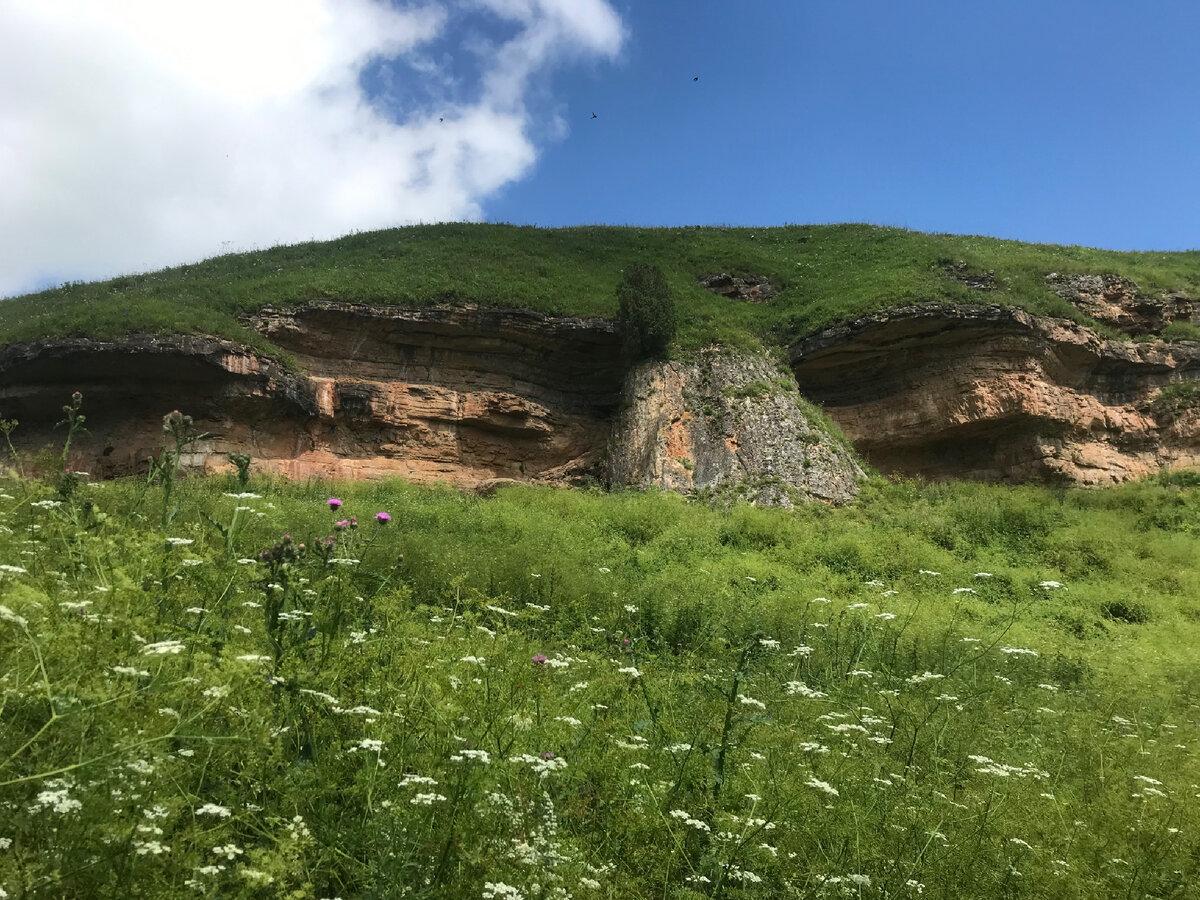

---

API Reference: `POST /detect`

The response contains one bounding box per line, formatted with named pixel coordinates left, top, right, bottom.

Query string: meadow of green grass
left=3, top=223, right=1198, bottom=360
left=3, top=455, right=1200, bottom=898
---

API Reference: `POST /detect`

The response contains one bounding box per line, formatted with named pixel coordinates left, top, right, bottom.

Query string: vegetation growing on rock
left=2, top=223, right=1197, bottom=359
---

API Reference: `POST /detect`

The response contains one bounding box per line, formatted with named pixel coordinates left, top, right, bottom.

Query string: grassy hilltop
left=3, top=223, right=1199, bottom=358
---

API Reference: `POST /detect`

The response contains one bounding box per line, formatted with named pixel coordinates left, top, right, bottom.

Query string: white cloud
left=0, top=0, right=623, bottom=297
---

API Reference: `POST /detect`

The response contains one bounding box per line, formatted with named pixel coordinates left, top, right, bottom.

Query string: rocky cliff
left=607, top=350, right=863, bottom=505
left=0, top=304, right=864, bottom=502
left=790, top=303, right=1200, bottom=483
left=0, top=304, right=629, bottom=487
left=5, top=292, right=1200, bottom=496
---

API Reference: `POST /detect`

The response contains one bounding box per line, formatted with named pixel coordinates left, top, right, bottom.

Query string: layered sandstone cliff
left=790, top=304, right=1200, bottom=484
left=5, top=295, right=1200, bottom=495
left=0, top=305, right=628, bottom=487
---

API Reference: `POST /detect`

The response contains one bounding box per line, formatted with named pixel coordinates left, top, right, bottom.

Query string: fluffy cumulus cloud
left=0, top=0, right=623, bottom=297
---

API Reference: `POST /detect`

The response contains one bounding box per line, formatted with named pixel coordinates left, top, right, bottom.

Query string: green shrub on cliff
left=616, top=262, right=675, bottom=358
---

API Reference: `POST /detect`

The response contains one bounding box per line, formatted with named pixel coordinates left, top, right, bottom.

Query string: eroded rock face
left=248, top=303, right=628, bottom=485
left=0, top=305, right=630, bottom=487
left=790, top=304, right=1200, bottom=484
left=1045, top=273, right=1198, bottom=335
left=0, top=334, right=314, bottom=478
left=698, top=273, right=774, bottom=303
left=607, top=350, right=865, bottom=505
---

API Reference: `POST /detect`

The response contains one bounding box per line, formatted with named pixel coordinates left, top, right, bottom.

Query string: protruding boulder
left=607, top=349, right=865, bottom=505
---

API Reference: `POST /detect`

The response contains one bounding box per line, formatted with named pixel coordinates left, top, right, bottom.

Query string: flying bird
left=591, top=112, right=597, bottom=118
left=693, top=76, right=699, bottom=81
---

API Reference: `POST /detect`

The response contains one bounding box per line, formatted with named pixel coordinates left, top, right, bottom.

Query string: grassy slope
left=2, top=223, right=1198, bottom=360
left=2, top=471, right=1200, bottom=897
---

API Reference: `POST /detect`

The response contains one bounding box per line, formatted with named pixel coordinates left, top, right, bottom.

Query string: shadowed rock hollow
left=249, top=303, right=630, bottom=484
left=790, top=304, right=1200, bottom=484
left=0, top=304, right=630, bottom=486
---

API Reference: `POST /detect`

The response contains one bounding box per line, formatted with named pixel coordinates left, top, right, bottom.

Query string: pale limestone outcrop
left=790, top=304, right=1200, bottom=484
left=607, top=350, right=865, bottom=505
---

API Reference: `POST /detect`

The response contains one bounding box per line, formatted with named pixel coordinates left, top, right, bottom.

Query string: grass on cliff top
left=2, top=223, right=1199, bottom=360
left=3, top=468, right=1200, bottom=898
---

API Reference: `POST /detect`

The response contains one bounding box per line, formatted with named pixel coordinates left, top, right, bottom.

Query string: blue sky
left=1, top=1, right=1196, bottom=297
left=482, top=0, right=1200, bottom=250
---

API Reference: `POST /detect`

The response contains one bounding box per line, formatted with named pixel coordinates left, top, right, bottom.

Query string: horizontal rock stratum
left=0, top=303, right=863, bottom=503
left=3, top=299, right=1200, bottom=496
left=790, top=303, right=1200, bottom=484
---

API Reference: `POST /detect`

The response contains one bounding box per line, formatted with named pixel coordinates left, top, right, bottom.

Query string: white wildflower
left=0, top=605, right=28, bottom=628
left=738, top=694, right=766, bottom=710
left=726, top=866, right=761, bottom=883
left=785, top=681, right=828, bottom=698
left=142, top=640, right=186, bottom=655
left=399, top=774, right=439, bottom=787
left=806, top=777, right=839, bottom=797
left=1000, top=647, right=1039, bottom=657
left=483, top=883, right=524, bottom=900
left=30, top=781, right=82, bottom=814
left=165, top=537, right=194, bottom=546
left=410, top=793, right=448, bottom=806
left=906, top=671, right=945, bottom=685
left=195, top=803, right=232, bottom=818
left=450, top=749, right=491, bottom=765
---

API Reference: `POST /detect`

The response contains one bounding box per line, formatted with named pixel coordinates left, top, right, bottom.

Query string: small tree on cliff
left=616, top=263, right=675, bottom=359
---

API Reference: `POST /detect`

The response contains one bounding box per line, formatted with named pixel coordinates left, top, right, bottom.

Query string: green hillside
left=3, top=469, right=1200, bottom=897
left=3, top=224, right=1199, bottom=360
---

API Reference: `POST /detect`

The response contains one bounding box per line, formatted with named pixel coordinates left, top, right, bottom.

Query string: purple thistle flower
left=327, top=497, right=343, bottom=511
left=532, top=654, right=548, bottom=665
left=375, top=511, right=391, bottom=524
